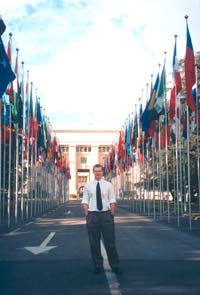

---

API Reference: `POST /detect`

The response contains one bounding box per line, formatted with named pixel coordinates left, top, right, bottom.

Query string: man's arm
left=110, top=203, right=116, bottom=216
left=82, top=203, right=89, bottom=217
left=82, top=185, right=89, bottom=216
left=108, top=183, right=116, bottom=215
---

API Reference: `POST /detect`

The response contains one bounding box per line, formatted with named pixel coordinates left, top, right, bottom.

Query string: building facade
left=54, top=129, right=119, bottom=198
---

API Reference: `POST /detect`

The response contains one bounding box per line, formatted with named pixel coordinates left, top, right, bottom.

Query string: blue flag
left=0, top=37, right=15, bottom=98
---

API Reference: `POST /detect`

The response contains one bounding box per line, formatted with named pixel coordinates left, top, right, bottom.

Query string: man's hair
left=93, top=164, right=103, bottom=171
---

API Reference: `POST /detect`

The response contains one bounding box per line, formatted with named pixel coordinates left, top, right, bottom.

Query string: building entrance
left=77, top=169, right=90, bottom=199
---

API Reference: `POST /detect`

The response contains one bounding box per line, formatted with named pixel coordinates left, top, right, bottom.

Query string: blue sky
left=1, top=0, right=200, bottom=130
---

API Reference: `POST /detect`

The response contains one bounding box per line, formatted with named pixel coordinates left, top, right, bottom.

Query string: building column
left=69, top=145, right=76, bottom=196
left=89, top=146, right=99, bottom=181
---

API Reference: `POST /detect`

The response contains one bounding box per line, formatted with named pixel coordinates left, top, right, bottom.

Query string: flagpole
left=157, top=116, right=162, bottom=219
left=163, top=50, right=170, bottom=223
left=195, top=63, right=200, bottom=213
left=156, top=63, right=163, bottom=220
left=21, top=61, right=25, bottom=221
left=14, top=48, right=19, bottom=224
left=146, top=83, right=150, bottom=214
left=146, top=139, right=150, bottom=216
left=7, top=101, right=12, bottom=227
left=179, top=97, right=183, bottom=217
left=138, top=97, right=142, bottom=214
left=2, top=99, right=6, bottom=222
left=7, top=32, right=13, bottom=228
left=175, top=64, right=180, bottom=227
left=25, top=71, right=30, bottom=220
left=0, top=98, right=2, bottom=225
left=185, top=14, right=193, bottom=231
left=34, top=88, right=38, bottom=217
left=186, top=105, right=192, bottom=230
left=30, top=82, right=34, bottom=219
left=152, top=135, right=156, bottom=219
left=182, top=139, right=187, bottom=213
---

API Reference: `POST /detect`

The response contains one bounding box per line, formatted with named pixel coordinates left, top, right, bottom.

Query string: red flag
left=6, top=37, right=14, bottom=104
left=173, top=37, right=182, bottom=94
left=169, top=86, right=175, bottom=120
left=185, top=20, right=196, bottom=111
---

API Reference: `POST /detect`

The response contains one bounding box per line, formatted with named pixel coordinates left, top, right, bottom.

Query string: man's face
left=93, top=167, right=103, bottom=180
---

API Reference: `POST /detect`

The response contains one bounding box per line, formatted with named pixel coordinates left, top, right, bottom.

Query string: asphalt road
left=0, top=200, right=200, bottom=295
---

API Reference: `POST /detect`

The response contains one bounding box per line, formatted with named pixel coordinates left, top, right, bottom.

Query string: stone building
left=54, top=129, right=119, bottom=198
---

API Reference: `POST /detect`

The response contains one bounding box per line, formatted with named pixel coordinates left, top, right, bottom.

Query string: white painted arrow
left=24, top=232, right=57, bottom=255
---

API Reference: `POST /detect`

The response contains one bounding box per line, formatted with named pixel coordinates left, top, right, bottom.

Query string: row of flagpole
left=104, top=16, right=200, bottom=231
left=0, top=17, right=70, bottom=231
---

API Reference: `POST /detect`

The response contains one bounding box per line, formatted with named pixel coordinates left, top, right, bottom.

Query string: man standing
left=82, top=164, right=120, bottom=274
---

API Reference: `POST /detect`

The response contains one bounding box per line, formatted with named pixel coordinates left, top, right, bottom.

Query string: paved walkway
left=0, top=200, right=200, bottom=295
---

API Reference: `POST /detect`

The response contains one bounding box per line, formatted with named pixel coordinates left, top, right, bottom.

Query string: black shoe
left=93, top=267, right=103, bottom=275
left=111, top=267, right=122, bottom=274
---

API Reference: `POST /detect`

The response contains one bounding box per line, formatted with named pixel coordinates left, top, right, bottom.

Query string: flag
left=141, top=73, right=159, bottom=132
left=117, top=129, right=125, bottom=161
left=182, top=111, right=187, bottom=139
left=0, top=16, right=6, bottom=36
left=173, top=37, right=182, bottom=94
left=185, top=20, right=196, bottom=111
left=0, top=37, right=15, bottom=97
left=132, top=113, right=138, bottom=148
left=29, top=84, right=34, bottom=138
left=6, top=37, right=14, bottom=104
left=125, top=119, right=131, bottom=156
left=2, top=97, right=10, bottom=143
left=160, top=113, right=170, bottom=149
left=12, top=50, right=19, bottom=123
left=153, top=63, right=166, bottom=117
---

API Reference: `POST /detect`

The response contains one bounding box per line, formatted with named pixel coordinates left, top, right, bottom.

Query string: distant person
left=82, top=164, right=120, bottom=274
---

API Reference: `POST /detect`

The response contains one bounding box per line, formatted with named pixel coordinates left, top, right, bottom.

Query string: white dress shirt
left=82, top=179, right=116, bottom=211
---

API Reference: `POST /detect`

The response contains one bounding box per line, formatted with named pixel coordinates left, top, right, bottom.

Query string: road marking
left=101, top=240, right=122, bottom=295
left=24, top=232, right=57, bottom=255
left=25, top=221, right=33, bottom=226
left=7, top=228, right=21, bottom=235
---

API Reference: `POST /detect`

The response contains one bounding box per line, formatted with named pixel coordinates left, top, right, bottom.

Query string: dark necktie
left=96, top=182, right=103, bottom=211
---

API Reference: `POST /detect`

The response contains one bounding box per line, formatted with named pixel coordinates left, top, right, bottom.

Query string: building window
left=60, top=145, right=69, bottom=153
left=76, top=146, right=91, bottom=153
left=98, top=146, right=110, bottom=153
left=80, top=157, right=87, bottom=164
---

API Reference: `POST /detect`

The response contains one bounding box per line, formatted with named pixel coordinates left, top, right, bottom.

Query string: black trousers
left=86, top=211, right=119, bottom=269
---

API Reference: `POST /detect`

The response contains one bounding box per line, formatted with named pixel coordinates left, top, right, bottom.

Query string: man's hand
left=82, top=204, right=89, bottom=217
left=110, top=203, right=116, bottom=216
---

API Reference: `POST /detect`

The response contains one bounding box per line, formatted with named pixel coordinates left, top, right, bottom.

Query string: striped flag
left=185, top=19, right=196, bottom=111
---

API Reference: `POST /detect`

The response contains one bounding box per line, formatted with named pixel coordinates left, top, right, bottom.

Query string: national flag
left=141, top=73, right=159, bottom=132
left=169, top=37, right=182, bottom=121
left=153, top=63, right=166, bottom=118
left=0, top=15, right=6, bottom=36
left=185, top=20, right=196, bottom=111
left=2, top=97, right=10, bottom=143
left=12, top=49, right=19, bottom=123
left=29, top=83, right=34, bottom=139
left=125, top=119, right=131, bottom=156
left=172, top=37, right=182, bottom=94
left=0, top=37, right=15, bottom=98
left=117, top=129, right=125, bottom=161
left=160, top=113, right=170, bottom=149
left=6, top=36, right=14, bottom=104
left=169, top=86, right=176, bottom=120
left=148, top=120, right=157, bottom=138
left=18, top=82, right=24, bottom=129
left=182, top=110, right=187, bottom=139
left=132, top=112, right=138, bottom=148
